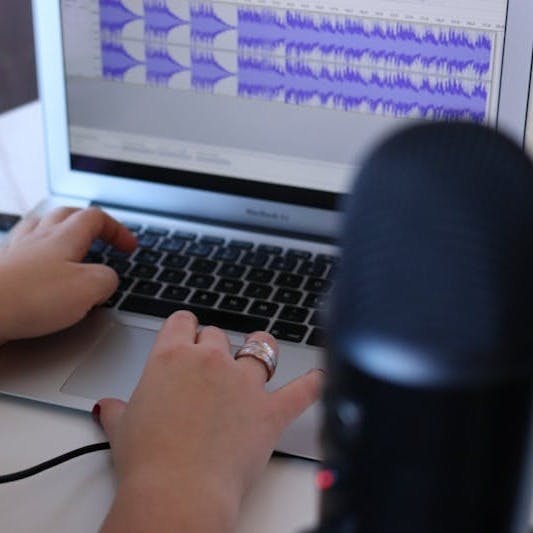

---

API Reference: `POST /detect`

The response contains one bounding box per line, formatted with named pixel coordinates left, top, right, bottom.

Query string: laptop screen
left=61, top=0, right=510, bottom=210
left=526, top=54, right=533, bottom=158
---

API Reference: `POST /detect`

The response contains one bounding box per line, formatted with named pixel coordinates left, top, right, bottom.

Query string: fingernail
left=92, top=403, right=101, bottom=426
left=309, top=368, right=326, bottom=376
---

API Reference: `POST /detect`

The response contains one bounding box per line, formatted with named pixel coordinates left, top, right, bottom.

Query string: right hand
left=97, top=311, right=324, bottom=532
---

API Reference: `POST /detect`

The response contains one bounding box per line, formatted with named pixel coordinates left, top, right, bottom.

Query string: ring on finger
left=234, top=340, right=278, bottom=382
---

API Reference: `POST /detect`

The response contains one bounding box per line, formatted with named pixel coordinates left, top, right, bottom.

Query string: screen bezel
left=34, top=0, right=533, bottom=239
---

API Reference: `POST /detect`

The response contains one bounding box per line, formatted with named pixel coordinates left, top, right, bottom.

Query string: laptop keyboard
left=84, top=222, right=337, bottom=347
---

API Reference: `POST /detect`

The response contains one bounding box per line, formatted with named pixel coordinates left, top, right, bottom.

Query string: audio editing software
left=61, top=0, right=509, bottom=193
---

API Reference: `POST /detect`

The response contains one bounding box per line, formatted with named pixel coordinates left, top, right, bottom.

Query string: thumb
left=95, top=398, right=127, bottom=443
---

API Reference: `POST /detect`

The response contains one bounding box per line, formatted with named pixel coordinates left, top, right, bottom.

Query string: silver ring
left=234, top=340, right=278, bottom=382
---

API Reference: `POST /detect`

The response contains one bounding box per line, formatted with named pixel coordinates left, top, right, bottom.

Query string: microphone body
left=317, top=123, right=533, bottom=533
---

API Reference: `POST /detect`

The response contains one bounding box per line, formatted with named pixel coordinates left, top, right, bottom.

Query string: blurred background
left=0, top=0, right=37, bottom=113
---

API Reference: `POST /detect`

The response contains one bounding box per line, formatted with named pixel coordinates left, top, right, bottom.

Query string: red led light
left=316, top=469, right=336, bottom=491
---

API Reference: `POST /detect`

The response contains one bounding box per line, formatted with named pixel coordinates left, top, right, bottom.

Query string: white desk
left=0, top=102, right=319, bottom=533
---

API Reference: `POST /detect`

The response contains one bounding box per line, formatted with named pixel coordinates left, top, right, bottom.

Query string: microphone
left=316, top=122, right=533, bottom=533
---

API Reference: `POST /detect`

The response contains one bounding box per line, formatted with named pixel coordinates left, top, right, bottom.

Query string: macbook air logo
left=246, top=208, right=290, bottom=222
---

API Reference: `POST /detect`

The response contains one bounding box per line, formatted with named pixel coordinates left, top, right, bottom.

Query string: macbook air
left=0, top=0, right=532, bottom=459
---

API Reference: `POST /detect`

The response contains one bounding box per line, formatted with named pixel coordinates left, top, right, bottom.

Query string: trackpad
left=61, top=324, right=157, bottom=401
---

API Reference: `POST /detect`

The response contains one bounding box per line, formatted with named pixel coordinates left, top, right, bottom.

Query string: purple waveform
left=237, top=9, right=285, bottom=50
left=190, top=2, right=235, bottom=42
left=191, top=50, right=234, bottom=90
left=238, top=57, right=487, bottom=122
left=101, top=40, right=144, bottom=80
left=146, top=45, right=189, bottom=85
left=237, top=9, right=493, bottom=76
left=144, top=0, right=189, bottom=37
left=99, top=0, right=142, bottom=34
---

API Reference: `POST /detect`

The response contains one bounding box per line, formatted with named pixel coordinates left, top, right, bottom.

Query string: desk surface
left=0, top=102, right=319, bottom=533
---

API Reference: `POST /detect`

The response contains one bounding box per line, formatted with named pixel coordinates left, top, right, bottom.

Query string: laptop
left=0, top=0, right=532, bottom=460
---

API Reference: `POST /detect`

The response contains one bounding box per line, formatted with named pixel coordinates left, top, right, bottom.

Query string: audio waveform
left=99, top=0, right=142, bottom=34
left=237, top=9, right=493, bottom=77
left=191, top=50, right=234, bottom=90
left=146, top=45, right=189, bottom=84
left=238, top=57, right=488, bottom=122
left=190, top=3, right=235, bottom=43
left=144, top=0, right=189, bottom=37
left=101, top=40, right=144, bottom=80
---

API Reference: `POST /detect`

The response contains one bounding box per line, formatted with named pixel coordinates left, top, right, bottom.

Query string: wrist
left=102, top=469, right=240, bottom=533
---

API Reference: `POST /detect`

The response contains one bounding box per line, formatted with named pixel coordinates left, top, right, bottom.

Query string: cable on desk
left=0, top=442, right=110, bottom=484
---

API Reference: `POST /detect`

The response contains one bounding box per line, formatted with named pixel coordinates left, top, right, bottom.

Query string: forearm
left=100, top=472, right=239, bottom=533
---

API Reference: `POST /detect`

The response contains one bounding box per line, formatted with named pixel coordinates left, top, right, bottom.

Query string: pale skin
left=0, top=207, right=323, bottom=532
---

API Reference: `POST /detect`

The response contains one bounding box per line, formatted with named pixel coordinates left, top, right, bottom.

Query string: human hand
left=97, top=311, right=324, bottom=533
left=0, top=207, right=136, bottom=344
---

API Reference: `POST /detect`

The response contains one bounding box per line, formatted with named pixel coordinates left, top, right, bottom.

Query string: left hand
left=0, top=207, right=137, bottom=344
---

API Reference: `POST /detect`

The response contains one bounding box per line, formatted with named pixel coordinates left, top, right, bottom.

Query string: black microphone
left=316, top=122, right=533, bottom=533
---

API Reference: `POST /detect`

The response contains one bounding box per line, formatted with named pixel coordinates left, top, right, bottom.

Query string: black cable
left=0, top=442, right=110, bottom=484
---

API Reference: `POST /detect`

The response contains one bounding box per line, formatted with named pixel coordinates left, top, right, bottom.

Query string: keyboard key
left=298, top=261, right=327, bottom=277
left=186, top=273, right=215, bottom=289
left=137, top=233, right=159, bottom=248
left=173, top=230, right=197, bottom=240
left=229, top=240, right=254, bottom=250
left=310, top=310, right=323, bottom=326
left=304, top=277, right=331, bottom=293
left=275, top=273, right=303, bottom=289
left=317, top=254, right=338, bottom=264
left=119, top=277, right=134, bottom=291
left=270, top=321, right=308, bottom=343
left=241, top=251, right=269, bottom=268
left=130, top=263, right=157, bottom=279
left=213, top=247, right=241, bottom=263
left=190, top=290, right=219, bottom=307
left=132, top=281, right=162, bottom=296
left=303, top=292, right=327, bottom=309
left=135, top=249, right=162, bottom=265
left=190, top=258, right=217, bottom=274
left=161, top=285, right=190, bottom=302
left=279, top=305, right=309, bottom=324
left=307, top=328, right=326, bottom=347
left=200, top=235, right=225, bottom=245
left=246, top=268, right=274, bottom=284
left=244, top=283, right=272, bottom=299
left=107, top=247, right=131, bottom=259
left=145, top=226, right=169, bottom=236
left=107, top=259, right=131, bottom=275
left=159, top=238, right=186, bottom=253
left=258, top=244, right=282, bottom=255
left=89, top=240, right=106, bottom=254
left=120, top=222, right=142, bottom=233
left=219, top=296, right=249, bottom=313
left=162, top=253, right=189, bottom=269
left=273, top=288, right=303, bottom=305
left=269, top=256, right=297, bottom=272
left=105, top=291, right=123, bottom=308
left=218, top=264, right=246, bottom=279
left=120, top=295, right=269, bottom=333
left=0, top=213, right=21, bottom=232
left=249, top=300, right=279, bottom=318
left=84, top=252, right=104, bottom=264
left=287, top=249, right=312, bottom=260
left=186, top=242, right=214, bottom=257
left=158, top=268, right=186, bottom=284
left=215, top=278, right=244, bottom=294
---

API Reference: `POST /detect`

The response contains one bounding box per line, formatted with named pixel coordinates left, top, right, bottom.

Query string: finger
left=37, top=207, right=80, bottom=228
left=149, top=310, right=199, bottom=361
left=56, top=207, right=137, bottom=260
left=6, top=216, right=39, bottom=242
left=95, top=398, right=127, bottom=444
left=196, top=325, right=231, bottom=354
left=80, top=263, right=119, bottom=305
left=235, top=331, right=279, bottom=386
left=270, top=369, right=324, bottom=428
